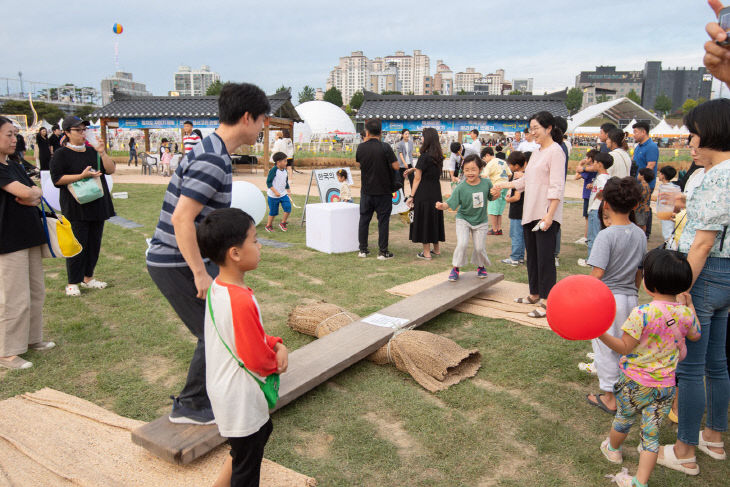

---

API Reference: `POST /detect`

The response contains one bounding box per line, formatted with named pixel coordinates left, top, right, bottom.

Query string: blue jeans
left=586, top=209, right=601, bottom=258
left=509, top=218, right=525, bottom=261
left=677, top=256, right=730, bottom=445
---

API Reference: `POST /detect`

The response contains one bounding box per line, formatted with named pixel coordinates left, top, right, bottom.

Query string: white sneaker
left=65, top=284, right=80, bottom=296
left=554, top=257, right=560, bottom=267
left=578, top=362, right=597, bottom=375
left=577, top=258, right=589, bottom=267
left=575, top=237, right=587, bottom=245
left=501, top=258, right=520, bottom=266
left=80, top=278, right=107, bottom=289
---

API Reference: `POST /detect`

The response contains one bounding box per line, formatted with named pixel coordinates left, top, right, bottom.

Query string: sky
left=3, top=0, right=725, bottom=103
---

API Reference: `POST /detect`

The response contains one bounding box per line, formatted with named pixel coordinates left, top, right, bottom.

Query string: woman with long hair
left=0, top=116, right=52, bottom=370
left=656, top=98, right=730, bottom=476
left=405, top=127, right=445, bottom=259
left=36, top=127, right=51, bottom=171
left=493, top=111, right=566, bottom=317
left=606, top=128, right=631, bottom=178
left=128, top=137, right=138, bottom=166
left=50, top=117, right=116, bottom=297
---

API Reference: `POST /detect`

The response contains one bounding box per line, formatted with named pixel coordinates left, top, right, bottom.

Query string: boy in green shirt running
left=435, top=154, right=495, bottom=281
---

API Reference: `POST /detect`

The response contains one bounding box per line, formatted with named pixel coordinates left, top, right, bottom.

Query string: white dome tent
left=294, top=101, right=355, bottom=139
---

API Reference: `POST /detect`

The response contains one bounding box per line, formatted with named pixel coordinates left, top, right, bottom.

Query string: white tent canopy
left=623, top=119, right=637, bottom=131
left=570, top=126, right=601, bottom=136
left=294, top=101, right=355, bottom=140
left=567, top=98, right=661, bottom=133
left=650, top=119, right=675, bottom=137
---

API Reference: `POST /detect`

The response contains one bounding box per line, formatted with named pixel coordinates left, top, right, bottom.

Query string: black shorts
left=286, top=158, right=293, bottom=167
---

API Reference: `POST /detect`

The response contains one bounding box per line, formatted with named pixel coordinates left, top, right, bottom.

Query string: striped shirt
left=183, top=133, right=201, bottom=154
left=147, top=133, right=232, bottom=267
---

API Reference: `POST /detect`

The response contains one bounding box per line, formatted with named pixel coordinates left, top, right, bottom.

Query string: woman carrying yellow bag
left=0, top=116, right=55, bottom=371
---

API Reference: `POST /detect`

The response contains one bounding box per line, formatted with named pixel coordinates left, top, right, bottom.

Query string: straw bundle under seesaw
left=287, top=303, right=481, bottom=392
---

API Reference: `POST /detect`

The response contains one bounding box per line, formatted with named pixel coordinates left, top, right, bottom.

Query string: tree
left=276, top=85, right=291, bottom=94
left=1, top=100, right=65, bottom=124
left=509, top=89, right=522, bottom=95
left=432, top=90, right=440, bottom=95
left=697, top=97, right=708, bottom=105
left=206, top=80, right=223, bottom=96
left=457, top=89, right=469, bottom=95
left=596, top=94, right=609, bottom=103
left=380, top=90, right=402, bottom=95
left=344, top=104, right=353, bottom=115
left=565, top=87, right=583, bottom=114
left=682, top=98, right=698, bottom=115
left=654, top=94, right=673, bottom=115
left=349, top=91, right=364, bottom=110
left=73, top=105, right=96, bottom=120
left=627, top=89, right=641, bottom=105
left=323, top=87, right=343, bottom=107
left=298, top=85, right=315, bottom=104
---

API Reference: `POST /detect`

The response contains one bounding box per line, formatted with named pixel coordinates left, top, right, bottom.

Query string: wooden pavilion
left=90, top=90, right=302, bottom=169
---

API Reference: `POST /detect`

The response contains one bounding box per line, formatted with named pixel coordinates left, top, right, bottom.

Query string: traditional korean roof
left=355, top=91, right=569, bottom=121
left=91, top=89, right=302, bottom=121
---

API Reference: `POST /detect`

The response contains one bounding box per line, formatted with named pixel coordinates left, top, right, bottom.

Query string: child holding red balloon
left=598, top=248, right=700, bottom=487
left=585, top=177, right=648, bottom=415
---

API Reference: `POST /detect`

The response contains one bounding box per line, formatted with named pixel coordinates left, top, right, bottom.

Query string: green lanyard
left=206, top=286, right=280, bottom=409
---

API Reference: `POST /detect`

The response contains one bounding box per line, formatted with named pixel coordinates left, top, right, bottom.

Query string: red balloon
left=546, top=275, right=616, bottom=340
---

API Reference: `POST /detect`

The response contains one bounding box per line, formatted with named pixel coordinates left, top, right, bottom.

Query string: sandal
left=586, top=393, right=617, bottom=415
left=514, top=295, right=540, bottom=305
left=527, top=308, right=546, bottom=318
left=416, top=252, right=432, bottom=260
left=698, top=431, right=727, bottom=460
left=431, top=249, right=441, bottom=256
left=656, top=444, right=699, bottom=475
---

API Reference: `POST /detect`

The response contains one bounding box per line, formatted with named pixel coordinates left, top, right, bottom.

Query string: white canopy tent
left=650, top=119, right=675, bottom=137
left=623, top=119, right=637, bottom=131
left=567, top=98, right=661, bottom=133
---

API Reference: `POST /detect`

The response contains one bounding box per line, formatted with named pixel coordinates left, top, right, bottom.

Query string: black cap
left=62, top=116, right=90, bottom=132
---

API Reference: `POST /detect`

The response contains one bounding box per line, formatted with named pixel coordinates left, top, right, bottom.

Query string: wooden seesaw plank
left=132, top=271, right=503, bottom=464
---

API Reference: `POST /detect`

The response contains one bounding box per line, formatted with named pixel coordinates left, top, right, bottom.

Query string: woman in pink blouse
left=493, top=111, right=566, bottom=317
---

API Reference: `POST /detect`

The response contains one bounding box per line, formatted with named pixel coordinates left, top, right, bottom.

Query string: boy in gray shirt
left=585, top=177, right=647, bottom=415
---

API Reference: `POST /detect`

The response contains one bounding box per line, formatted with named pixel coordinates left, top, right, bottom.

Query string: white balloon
left=229, top=181, right=266, bottom=226
left=40, top=171, right=60, bottom=211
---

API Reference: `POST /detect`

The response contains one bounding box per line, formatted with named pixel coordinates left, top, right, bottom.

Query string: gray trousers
left=452, top=219, right=491, bottom=268
left=591, top=293, right=638, bottom=392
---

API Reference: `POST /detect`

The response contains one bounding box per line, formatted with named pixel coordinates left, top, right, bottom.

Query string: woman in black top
left=405, top=127, right=445, bottom=259
left=128, top=137, right=138, bottom=166
left=50, top=117, right=116, bottom=297
left=36, top=127, right=51, bottom=171
left=0, top=116, right=53, bottom=370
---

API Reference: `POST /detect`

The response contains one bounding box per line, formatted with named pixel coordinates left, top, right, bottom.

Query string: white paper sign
left=362, top=313, right=410, bottom=329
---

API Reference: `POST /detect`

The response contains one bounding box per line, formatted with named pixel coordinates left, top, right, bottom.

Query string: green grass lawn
left=1, top=183, right=727, bottom=486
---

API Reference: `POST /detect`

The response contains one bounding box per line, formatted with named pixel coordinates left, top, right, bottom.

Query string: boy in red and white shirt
left=197, top=207, right=287, bottom=486
left=182, top=121, right=201, bottom=154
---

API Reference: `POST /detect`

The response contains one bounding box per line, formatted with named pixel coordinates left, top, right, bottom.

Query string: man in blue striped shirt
left=147, top=83, right=270, bottom=425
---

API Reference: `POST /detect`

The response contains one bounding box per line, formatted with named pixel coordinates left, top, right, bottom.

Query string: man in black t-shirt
left=355, top=118, right=399, bottom=259
left=48, top=125, right=62, bottom=156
